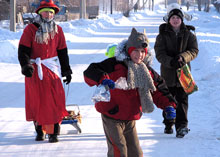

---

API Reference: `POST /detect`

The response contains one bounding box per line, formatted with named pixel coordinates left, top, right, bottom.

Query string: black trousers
left=163, top=87, right=188, bottom=130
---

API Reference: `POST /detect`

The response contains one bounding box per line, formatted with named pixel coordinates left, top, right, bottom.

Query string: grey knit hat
left=126, top=28, right=148, bottom=53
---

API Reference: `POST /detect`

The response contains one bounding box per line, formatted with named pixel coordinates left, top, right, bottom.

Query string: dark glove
left=101, top=79, right=115, bottom=89
left=164, top=106, right=176, bottom=120
left=21, top=64, right=34, bottom=77
left=170, top=56, right=185, bottom=69
left=63, top=74, right=72, bottom=85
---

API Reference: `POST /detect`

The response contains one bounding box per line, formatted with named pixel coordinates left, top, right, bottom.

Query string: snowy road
left=1, top=5, right=220, bottom=157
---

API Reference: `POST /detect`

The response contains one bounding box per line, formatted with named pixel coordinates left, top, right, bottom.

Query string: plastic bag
left=115, top=77, right=128, bottom=90
left=177, top=64, right=198, bottom=95
left=91, top=85, right=110, bottom=103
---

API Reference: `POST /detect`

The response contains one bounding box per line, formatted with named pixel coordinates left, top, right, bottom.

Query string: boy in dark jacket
left=84, top=28, right=177, bottom=157
left=154, top=3, right=199, bottom=138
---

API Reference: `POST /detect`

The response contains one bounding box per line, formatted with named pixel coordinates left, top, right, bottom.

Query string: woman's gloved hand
left=22, top=64, right=34, bottom=77
left=63, top=74, right=72, bottom=84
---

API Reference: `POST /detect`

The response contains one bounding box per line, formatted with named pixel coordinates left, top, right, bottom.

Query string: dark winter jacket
left=154, top=23, right=198, bottom=87
left=84, top=40, right=176, bottom=121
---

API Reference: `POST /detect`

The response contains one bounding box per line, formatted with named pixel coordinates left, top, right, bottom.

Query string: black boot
left=48, top=123, right=60, bottom=143
left=35, top=133, right=46, bottom=141
left=34, top=122, right=45, bottom=141
left=48, top=134, right=58, bottom=143
left=176, top=127, right=190, bottom=138
left=164, top=124, right=173, bottom=134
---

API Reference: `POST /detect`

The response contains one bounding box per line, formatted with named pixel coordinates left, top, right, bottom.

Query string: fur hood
left=114, top=39, right=153, bottom=66
left=114, top=39, right=156, bottom=113
left=159, top=23, right=195, bottom=34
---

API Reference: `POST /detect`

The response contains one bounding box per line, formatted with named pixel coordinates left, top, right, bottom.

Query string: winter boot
left=35, top=133, right=46, bottom=141
left=48, top=134, right=58, bottom=143
left=164, top=124, right=173, bottom=134
left=48, top=123, right=60, bottom=143
left=34, top=122, right=45, bottom=141
left=176, top=127, right=190, bottom=138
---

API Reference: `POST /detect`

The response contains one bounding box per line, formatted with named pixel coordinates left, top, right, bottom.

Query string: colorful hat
left=105, top=44, right=117, bottom=58
left=35, top=0, right=59, bottom=14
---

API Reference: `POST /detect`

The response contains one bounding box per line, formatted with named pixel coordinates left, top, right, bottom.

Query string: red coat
left=84, top=57, right=176, bottom=121
left=19, top=24, right=68, bottom=125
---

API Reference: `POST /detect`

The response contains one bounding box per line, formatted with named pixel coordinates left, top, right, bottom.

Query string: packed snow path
left=0, top=7, right=220, bottom=157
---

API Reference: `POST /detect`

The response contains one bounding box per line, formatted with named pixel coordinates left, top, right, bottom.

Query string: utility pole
left=10, top=0, right=16, bottom=32
left=165, top=0, right=167, bottom=8
left=152, top=0, right=154, bottom=11
left=80, top=0, right=86, bottom=19
left=110, top=0, right=113, bottom=14
left=103, top=0, right=105, bottom=12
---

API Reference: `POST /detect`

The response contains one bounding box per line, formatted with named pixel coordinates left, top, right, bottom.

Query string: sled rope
left=64, top=83, right=70, bottom=103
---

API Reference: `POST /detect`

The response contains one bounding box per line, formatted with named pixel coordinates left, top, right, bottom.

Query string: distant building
left=0, top=0, right=99, bottom=21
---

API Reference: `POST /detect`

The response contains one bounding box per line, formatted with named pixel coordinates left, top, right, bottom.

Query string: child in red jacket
left=84, top=28, right=176, bottom=157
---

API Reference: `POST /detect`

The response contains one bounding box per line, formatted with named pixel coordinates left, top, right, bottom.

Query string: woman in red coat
left=18, top=0, right=72, bottom=143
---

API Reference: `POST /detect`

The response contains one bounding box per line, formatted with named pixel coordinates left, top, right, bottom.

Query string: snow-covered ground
left=0, top=3, right=220, bottom=157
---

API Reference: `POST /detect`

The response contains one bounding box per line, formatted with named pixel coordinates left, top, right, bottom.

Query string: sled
left=61, top=104, right=82, bottom=134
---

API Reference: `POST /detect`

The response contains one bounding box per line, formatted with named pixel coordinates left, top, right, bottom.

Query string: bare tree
left=123, top=0, right=130, bottom=17
left=139, top=0, right=148, bottom=10
left=198, top=0, right=202, bottom=11
left=165, top=0, right=167, bottom=8
left=142, top=0, right=145, bottom=9
left=204, top=0, right=210, bottom=12
left=153, top=0, right=155, bottom=10
left=131, top=0, right=134, bottom=6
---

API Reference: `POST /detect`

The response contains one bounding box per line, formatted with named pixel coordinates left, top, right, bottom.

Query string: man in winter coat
left=154, top=3, right=199, bottom=138
left=84, top=28, right=177, bottom=157
left=18, top=0, right=72, bottom=143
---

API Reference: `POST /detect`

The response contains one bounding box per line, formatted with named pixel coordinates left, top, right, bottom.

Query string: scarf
left=125, top=58, right=156, bottom=113
left=34, top=15, right=58, bottom=44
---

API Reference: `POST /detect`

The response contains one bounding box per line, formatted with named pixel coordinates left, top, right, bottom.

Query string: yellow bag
left=177, top=64, right=198, bottom=94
